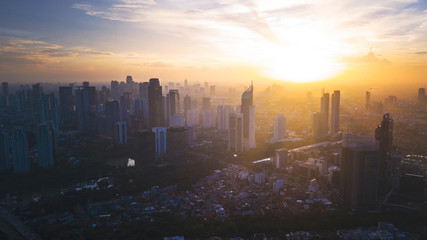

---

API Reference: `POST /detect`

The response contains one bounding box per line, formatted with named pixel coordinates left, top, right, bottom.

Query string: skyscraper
left=1, top=82, right=9, bottom=107
left=375, top=113, right=393, bottom=195
left=148, top=78, right=163, bottom=128
left=342, top=133, right=380, bottom=210
left=59, top=86, right=74, bottom=128
left=37, top=123, right=55, bottom=169
left=104, top=100, right=120, bottom=136
left=111, top=80, right=120, bottom=100
left=0, top=126, right=9, bottom=171
left=126, top=75, right=134, bottom=84
left=202, top=97, right=211, bottom=112
left=152, top=127, right=167, bottom=158
left=12, top=128, right=29, bottom=173
left=320, top=92, right=329, bottom=132
left=313, top=112, right=327, bottom=138
left=241, top=82, right=256, bottom=150
left=183, top=95, right=191, bottom=125
left=115, top=121, right=127, bottom=144
left=75, top=87, right=90, bottom=132
left=228, top=113, right=243, bottom=152
left=120, top=92, right=132, bottom=121
left=273, top=114, right=286, bottom=141
left=167, top=90, right=180, bottom=126
left=330, top=90, right=340, bottom=135
left=365, top=91, right=371, bottom=112
left=418, top=88, right=425, bottom=104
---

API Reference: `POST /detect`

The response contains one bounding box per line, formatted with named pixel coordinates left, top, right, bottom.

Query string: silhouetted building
left=1, top=82, right=9, bottom=107
left=203, top=110, right=215, bottom=128
left=341, top=133, right=380, bottom=210
left=120, top=92, right=132, bottom=121
left=167, top=127, right=189, bottom=156
left=210, top=85, right=215, bottom=95
left=202, top=97, right=211, bottom=112
left=183, top=95, right=191, bottom=125
left=32, top=83, right=43, bottom=111
left=330, top=90, right=340, bottom=135
left=167, top=90, right=180, bottom=126
left=241, top=82, right=256, bottom=150
left=313, top=112, right=327, bottom=138
left=134, top=130, right=156, bottom=166
left=375, top=113, right=393, bottom=196
left=139, top=82, right=149, bottom=99
left=126, top=75, right=134, bottom=84
left=75, top=87, right=90, bottom=132
left=228, top=113, right=243, bottom=152
left=0, top=126, right=9, bottom=170
left=37, top=123, right=55, bottom=169
left=148, top=78, right=163, bottom=128
left=152, top=127, right=166, bottom=158
left=273, top=114, right=286, bottom=141
left=40, top=93, right=59, bottom=130
left=111, top=80, right=119, bottom=100
left=217, top=105, right=232, bottom=130
left=365, top=91, right=371, bottom=111
left=418, top=88, right=425, bottom=104
left=115, top=121, right=127, bottom=144
left=59, top=86, right=75, bottom=128
left=12, top=128, right=29, bottom=173
left=320, top=92, right=329, bottom=132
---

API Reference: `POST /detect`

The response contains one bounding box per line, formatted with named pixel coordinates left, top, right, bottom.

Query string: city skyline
left=1, top=1, right=427, bottom=86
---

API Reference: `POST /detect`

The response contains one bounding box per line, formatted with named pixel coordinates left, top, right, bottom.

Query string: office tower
left=75, top=87, right=90, bottom=132
left=241, top=82, right=256, bottom=150
left=330, top=90, right=340, bottom=135
left=0, top=126, right=9, bottom=170
left=40, top=93, right=59, bottom=129
left=186, top=109, right=199, bottom=126
left=342, top=133, right=380, bottom=210
left=418, top=88, right=425, bottom=104
left=82, top=81, right=90, bottom=87
left=210, top=85, right=216, bottom=96
left=134, top=130, right=156, bottom=166
left=111, top=80, right=120, bottom=100
left=134, top=98, right=148, bottom=129
left=37, top=123, right=55, bottom=169
left=167, top=90, right=180, bottom=126
left=12, top=128, right=29, bottom=173
left=152, top=127, right=166, bottom=157
left=32, top=83, right=43, bottom=110
left=204, top=82, right=209, bottom=94
left=228, top=113, right=243, bottom=152
left=375, top=113, right=393, bottom=195
left=365, top=91, right=371, bottom=112
left=1, top=82, right=9, bottom=107
left=120, top=92, right=132, bottom=121
left=275, top=148, right=287, bottom=169
left=167, top=127, right=189, bottom=155
left=183, top=95, right=191, bottom=124
left=126, top=75, right=134, bottom=84
left=148, top=78, right=163, bottom=128
left=163, top=96, right=168, bottom=126
left=59, top=86, right=74, bottom=127
left=313, top=112, right=328, bottom=138
left=170, top=113, right=185, bottom=127
left=203, top=110, right=215, bottom=128
left=139, top=82, right=149, bottom=99
left=115, top=121, right=127, bottom=144
left=273, top=114, right=286, bottom=141
left=217, top=105, right=232, bottom=130
left=104, top=100, right=120, bottom=136
left=320, top=92, right=329, bottom=132
left=202, top=97, right=211, bottom=112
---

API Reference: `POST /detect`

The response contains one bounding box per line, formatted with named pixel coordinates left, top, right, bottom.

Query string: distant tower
left=126, top=75, right=134, bottom=84
left=418, top=88, right=425, bottom=104
left=375, top=113, right=393, bottom=195
left=0, top=126, right=9, bottom=171
left=167, top=90, right=180, bottom=126
left=104, top=100, right=121, bottom=136
left=1, top=82, right=9, bottom=107
left=273, top=114, right=286, bottom=141
left=115, top=121, right=127, bottom=144
left=148, top=78, right=163, bottom=128
left=217, top=105, right=232, bottom=130
left=320, top=92, right=330, bottom=132
left=241, top=82, right=256, bottom=150
left=183, top=95, right=191, bottom=125
left=59, top=86, right=74, bottom=128
left=228, top=113, right=243, bottom=152
left=37, top=123, right=55, bottom=169
left=202, top=97, right=211, bottom=112
left=313, top=112, right=327, bottom=138
left=210, top=85, right=216, bottom=96
left=330, top=90, right=340, bottom=135
left=341, top=133, right=380, bottom=210
left=75, top=87, right=90, bottom=132
left=111, top=80, right=120, bottom=100
left=152, top=127, right=167, bottom=158
left=365, top=91, right=371, bottom=112
left=12, top=128, right=29, bottom=173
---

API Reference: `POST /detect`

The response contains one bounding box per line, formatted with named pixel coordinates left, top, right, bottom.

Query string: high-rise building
left=228, top=113, right=243, bottom=152
left=330, top=90, right=340, bottom=135
left=148, top=78, right=163, bottom=128
left=241, top=82, right=256, bottom=150
left=59, top=86, right=74, bottom=128
left=0, top=126, right=9, bottom=171
left=274, top=148, right=287, bottom=169
left=120, top=92, right=132, bottom=121
left=313, top=112, right=327, bottom=138
left=273, top=114, right=286, bottom=141
left=186, top=109, right=199, bottom=126
left=32, top=83, right=43, bottom=110
left=202, top=97, right=211, bottom=112
left=126, top=75, right=134, bottom=84
left=210, top=85, right=216, bottom=96
left=139, top=82, right=149, bottom=99
left=111, top=80, right=120, bottom=100
left=152, top=127, right=166, bottom=157
left=203, top=110, right=215, bottom=128
left=75, top=87, right=90, bottom=132
left=341, top=133, right=380, bottom=210
left=104, top=100, right=120, bottom=136
left=115, top=121, right=127, bottom=144
left=365, top=91, right=371, bottom=112
left=82, top=81, right=90, bottom=87
left=12, top=128, right=29, bottom=173
left=167, top=127, right=189, bottom=156
left=375, top=113, right=393, bottom=195
left=40, top=93, right=59, bottom=130
left=320, top=92, right=330, bottom=132
left=418, top=88, right=425, bottom=104
left=183, top=95, right=191, bottom=125
left=167, top=90, right=180, bottom=126
left=37, top=123, right=55, bottom=169
left=1, top=82, right=9, bottom=107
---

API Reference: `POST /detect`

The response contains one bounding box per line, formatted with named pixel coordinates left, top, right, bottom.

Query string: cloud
left=0, top=39, right=113, bottom=66
left=415, top=51, right=427, bottom=55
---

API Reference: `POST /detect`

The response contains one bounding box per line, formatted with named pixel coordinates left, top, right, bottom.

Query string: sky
left=0, top=0, right=426, bottom=87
